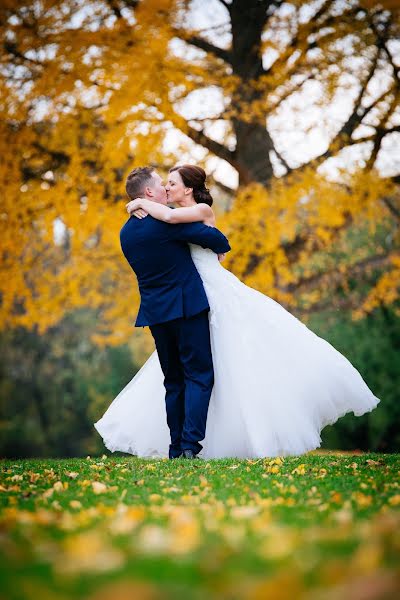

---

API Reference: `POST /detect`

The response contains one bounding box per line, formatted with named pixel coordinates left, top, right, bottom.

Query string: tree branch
left=295, top=47, right=381, bottom=174
left=106, top=0, right=139, bottom=17
left=106, top=0, right=122, bottom=19
left=382, top=196, right=400, bottom=221
left=4, top=42, right=43, bottom=67
left=357, top=86, right=395, bottom=124
left=265, top=0, right=334, bottom=80
left=267, top=72, right=315, bottom=114
left=170, top=109, right=237, bottom=166
left=215, top=0, right=231, bottom=11
left=366, top=91, right=399, bottom=170
left=287, top=252, right=393, bottom=296
left=273, top=148, right=290, bottom=172
left=178, top=33, right=232, bottom=64
left=337, top=124, right=400, bottom=148
left=186, top=123, right=237, bottom=165
left=369, top=14, right=400, bottom=88
left=298, top=292, right=360, bottom=315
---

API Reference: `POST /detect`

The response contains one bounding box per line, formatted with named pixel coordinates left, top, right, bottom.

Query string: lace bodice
left=189, top=244, right=221, bottom=280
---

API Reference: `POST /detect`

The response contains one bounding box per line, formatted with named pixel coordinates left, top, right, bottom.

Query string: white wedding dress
left=94, top=244, right=380, bottom=458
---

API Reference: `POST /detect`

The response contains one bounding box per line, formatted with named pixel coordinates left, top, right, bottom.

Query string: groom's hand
left=218, top=253, right=226, bottom=262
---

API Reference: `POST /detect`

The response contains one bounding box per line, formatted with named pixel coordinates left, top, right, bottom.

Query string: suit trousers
left=149, top=310, right=214, bottom=457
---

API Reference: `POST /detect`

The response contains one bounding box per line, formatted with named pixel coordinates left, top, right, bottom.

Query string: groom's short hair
left=126, top=166, right=155, bottom=200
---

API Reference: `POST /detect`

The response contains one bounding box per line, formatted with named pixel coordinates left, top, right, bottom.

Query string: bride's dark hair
left=169, top=164, right=213, bottom=206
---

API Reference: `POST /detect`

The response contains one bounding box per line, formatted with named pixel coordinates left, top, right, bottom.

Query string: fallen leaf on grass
left=58, top=531, right=125, bottom=574
left=87, top=580, right=160, bottom=600
left=28, top=472, right=41, bottom=483
left=366, top=459, right=384, bottom=467
left=352, top=492, right=372, bottom=507
left=231, top=506, right=260, bottom=519
left=388, top=494, right=400, bottom=506
left=92, top=481, right=108, bottom=494
left=109, top=505, right=145, bottom=534
left=240, top=571, right=302, bottom=600
left=291, top=464, right=306, bottom=475
left=330, top=492, right=343, bottom=504
left=149, top=494, right=162, bottom=502
left=53, top=481, right=67, bottom=492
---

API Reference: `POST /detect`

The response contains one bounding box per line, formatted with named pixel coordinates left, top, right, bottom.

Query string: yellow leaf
left=92, top=481, right=107, bottom=494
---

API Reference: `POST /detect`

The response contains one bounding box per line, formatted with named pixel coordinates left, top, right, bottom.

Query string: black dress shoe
left=182, top=449, right=198, bottom=459
left=169, top=453, right=182, bottom=460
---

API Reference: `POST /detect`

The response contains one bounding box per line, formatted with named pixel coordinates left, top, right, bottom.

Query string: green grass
left=1, top=452, right=399, bottom=599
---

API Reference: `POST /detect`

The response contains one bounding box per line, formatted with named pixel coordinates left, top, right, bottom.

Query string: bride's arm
left=126, top=198, right=215, bottom=226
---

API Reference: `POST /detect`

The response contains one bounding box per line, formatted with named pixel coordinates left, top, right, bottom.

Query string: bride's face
left=166, top=170, right=193, bottom=205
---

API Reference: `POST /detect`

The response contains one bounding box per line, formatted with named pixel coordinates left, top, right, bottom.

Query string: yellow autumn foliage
left=0, top=0, right=399, bottom=345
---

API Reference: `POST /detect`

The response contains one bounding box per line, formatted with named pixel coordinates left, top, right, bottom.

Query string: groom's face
left=146, top=172, right=167, bottom=205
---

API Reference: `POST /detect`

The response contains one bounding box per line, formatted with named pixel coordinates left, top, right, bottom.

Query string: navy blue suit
left=120, top=215, right=231, bottom=457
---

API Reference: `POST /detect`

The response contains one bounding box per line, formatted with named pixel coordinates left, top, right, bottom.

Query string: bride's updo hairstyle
left=169, top=164, right=214, bottom=206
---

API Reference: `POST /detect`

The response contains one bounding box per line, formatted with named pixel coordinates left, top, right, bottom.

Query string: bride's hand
left=126, top=198, right=148, bottom=219
left=126, top=198, right=144, bottom=215
left=132, top=209, right=148, bottom=219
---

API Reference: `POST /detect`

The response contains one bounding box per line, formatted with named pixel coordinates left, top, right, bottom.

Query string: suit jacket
left=120, top=215, right=231, bottom=327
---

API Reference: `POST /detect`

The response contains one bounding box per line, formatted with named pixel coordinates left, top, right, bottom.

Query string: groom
left=120, top=166, right=231, bottom=459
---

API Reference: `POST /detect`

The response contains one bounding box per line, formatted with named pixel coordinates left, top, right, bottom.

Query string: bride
left=94, top=165, right=380, bottom=458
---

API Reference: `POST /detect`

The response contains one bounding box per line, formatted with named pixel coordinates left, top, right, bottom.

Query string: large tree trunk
left=232, top=117, right=275, bottom=185
left=229, top=0, right=275, bottom=185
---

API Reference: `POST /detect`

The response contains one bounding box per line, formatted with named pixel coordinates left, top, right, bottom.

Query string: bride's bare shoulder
left=196, top=203, right=215, bottom=226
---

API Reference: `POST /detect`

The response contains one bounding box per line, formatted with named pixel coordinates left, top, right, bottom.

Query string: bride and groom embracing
left=94, top=164, right=380, bottom=459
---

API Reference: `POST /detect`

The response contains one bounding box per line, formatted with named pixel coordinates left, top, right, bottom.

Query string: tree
left=0, top=309, right=139, bottom=457
left=0, top=0, right=399, bottom=343
left=313, top=303, right=400, bottom=452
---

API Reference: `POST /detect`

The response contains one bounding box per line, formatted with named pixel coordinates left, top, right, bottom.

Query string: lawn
left=1, top=452, right=399, bottom=600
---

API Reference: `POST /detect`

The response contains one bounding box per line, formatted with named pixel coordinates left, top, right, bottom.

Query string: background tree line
left=1, top=302, right=399, bottom=457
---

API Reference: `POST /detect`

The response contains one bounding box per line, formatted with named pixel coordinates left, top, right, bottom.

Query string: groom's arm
left=169, top=222, right=231, bottom=254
